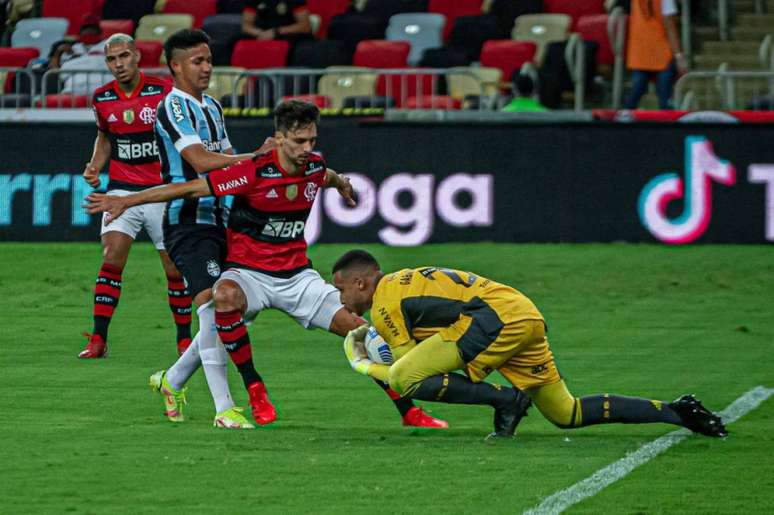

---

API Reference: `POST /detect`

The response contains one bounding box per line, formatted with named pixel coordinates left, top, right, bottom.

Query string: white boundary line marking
left=524, top=386, right=774, bottom=515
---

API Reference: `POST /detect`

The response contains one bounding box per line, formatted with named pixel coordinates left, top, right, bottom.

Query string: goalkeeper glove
left=343, top=324, right=373, bottom=376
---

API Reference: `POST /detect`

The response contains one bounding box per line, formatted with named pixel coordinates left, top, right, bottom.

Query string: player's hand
left=82, top=163, right=101, bottom=188
left=83, top=193, right=129, bottom=225
left=343, top=324, right=372, bottom=375
left=255, top=137, right=277, bottom=155
left=336, top=174, right=356, bottom=207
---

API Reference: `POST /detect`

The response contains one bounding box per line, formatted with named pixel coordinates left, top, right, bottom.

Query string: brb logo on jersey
left=638, top=136, right=736, bottom=244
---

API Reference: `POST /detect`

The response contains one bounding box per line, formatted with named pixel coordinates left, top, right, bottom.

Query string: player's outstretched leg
left=530, top=381, right=727, bottom=437
left=166, top=273, right=193, bottom=355
left=370, top=378, right=449, bottom=428
left=79, top=262, right=124, bottom=358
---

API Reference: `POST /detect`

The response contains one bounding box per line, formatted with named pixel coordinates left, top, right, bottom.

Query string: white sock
left=197, top=302, right=235, bottom=414
left=166, top=331, right=201, bottom=390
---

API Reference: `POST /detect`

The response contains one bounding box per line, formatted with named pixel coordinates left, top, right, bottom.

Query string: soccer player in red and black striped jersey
left=86, top=100, right=448, bottom=429
left=78, top=33, right=194, bottom=359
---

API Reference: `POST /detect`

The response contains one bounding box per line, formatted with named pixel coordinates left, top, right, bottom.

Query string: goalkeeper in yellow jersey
left=331, top=250, right=727, bottom=439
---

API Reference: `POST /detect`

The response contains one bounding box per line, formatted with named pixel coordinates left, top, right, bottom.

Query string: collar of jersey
left=171, top=87, right=209, bottom=108
left=114, top=71, right=145, bottom=100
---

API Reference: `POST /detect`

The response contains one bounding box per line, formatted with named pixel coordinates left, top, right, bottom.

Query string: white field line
left=523, top=386, right=774, bottom=515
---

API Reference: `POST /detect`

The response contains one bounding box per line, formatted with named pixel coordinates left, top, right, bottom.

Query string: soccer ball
left=364, top=326, right=393, bottom=365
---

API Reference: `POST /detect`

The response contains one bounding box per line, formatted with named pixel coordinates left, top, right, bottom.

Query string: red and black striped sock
left=372, top=378, right=414, bottom=417
left=166, top=275, right=192, bottom=344
left=92, top=263, right=123, bottom=341
left=215, top=309, right=263, bottom=388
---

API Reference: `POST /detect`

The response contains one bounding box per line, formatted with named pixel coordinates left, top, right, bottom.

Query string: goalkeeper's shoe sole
left=670, top=394, right=728, bottom=437
left=488, top=388, right=532, bottom=440
left=149, top=370, right=187, bottom=423
left=248, top=381, right=277, bottom=425
left=214, top=407, right=255, bottom=429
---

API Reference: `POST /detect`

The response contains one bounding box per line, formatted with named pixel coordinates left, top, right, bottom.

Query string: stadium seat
left=218, top=0, right=247, bottom=13
left=479, top=40, right=537, bottom=84
left=202, top=14, right=243, bottom=66
left=576, top=14, right=615, bottom=67
left=405, top=95, right=461, bottom=109
left=207, top=66, right=247, bottom=104
left=135, top=14, right=194, bottom=42
left=99, top=19, right=135, bottom=39
left=231, top=40, right=290, bottom=68
left=161, top=0, right=217, bottom=29
left=289, top=40, right=350, bottom=68
left=37, top=94, right=89, bottom=108
left=0, top=48, right=39, bottom=96
left=447, top=15, right=500, bottom=62
left=446, top=66, right=501, bottom=100
left=419, top=47, right=473, bottom=68
left=512, top=14, right=572, bottom=65
left=543, top=0, right=605, bottom=30
left=102, top=0, right=156, bottom=25
left=386, top=13, right=445, bottom=66
left=318, top=66, right=378, bottom=109
left=307, top=0, right=351, bottom=39
left=0, top=94, right=32, bottom=107
left=353, top=40, right=410, bottom=68
left=281, top=94, right=332, bottom=108
left=11, top=18, right=69, bottom=59
left=327, top=13, right=387, bottom=60
left=489, top=0, right=543, bottom=37
left=376, top=69, right=439, bottom=107
left=42, top=0, right=100, bottom=35
left=135, top=41, right=164, bottom=68
left=428, top=0, right=483, bottom=40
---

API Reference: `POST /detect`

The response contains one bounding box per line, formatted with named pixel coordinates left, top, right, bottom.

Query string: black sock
left=412, top=373, right=514, bottom=407
left=578, top=394, right=682, bottom=427
left=372, top=378, right=414, bottom=417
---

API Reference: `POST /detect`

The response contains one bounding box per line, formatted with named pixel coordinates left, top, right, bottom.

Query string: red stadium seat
left=99, top=19, right=135, bottom=38
left=376, top=70, right=438, bottom=107
left=480, top=40, right=536, bottom=83
left=135, top=40, right=164, bottom=68
left=405, top=95, right=461, bottom=109
left=576, top=14, right=618, bottom=66
left=543, top=0, right=606, bottom=30
left=353, top=40, right=410, bottom=68
left=161, top=0, right=217, bottom=29
left=428, top=0, right=482, bottom=40
left=281, top=94, right=332, bottom=108
left=306, top=0, right=350, bottom=39
left=0, top=48, right=39, bottom=94
left=231, top=40, right=290, bottom=68
left=37, top=94, right=90, bottom=108
left=42, top=0, right=101, bottom=35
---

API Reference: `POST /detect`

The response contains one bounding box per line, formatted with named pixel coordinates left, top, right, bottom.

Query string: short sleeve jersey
left=243, top=0, right=308, bottom=30
left=372, top=268, right=544, bottom=350
left=91, top=73, right=170, bottom=191
left=155, top=87, right=232, bottom=226
left=205, top=149, right=327, bottom=275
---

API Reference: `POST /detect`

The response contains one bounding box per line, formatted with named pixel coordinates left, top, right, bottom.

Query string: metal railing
left=0, top=68, right=36, bottom=108
left=675, top=69, right=774, bottom=110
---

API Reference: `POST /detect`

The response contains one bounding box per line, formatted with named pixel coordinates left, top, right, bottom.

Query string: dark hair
left=332, top=249, right=380, bottom=275
left=163, top=29, right=210, bottom=75
left=274, top=100, right=320, bottom=133
left=514, top=74, right=534, bottom=97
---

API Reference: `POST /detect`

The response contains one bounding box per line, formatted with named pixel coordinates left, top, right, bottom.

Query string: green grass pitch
left=1, top=243, right=772, bottom=514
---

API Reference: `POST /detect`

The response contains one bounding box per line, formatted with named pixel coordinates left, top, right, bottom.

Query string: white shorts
left=100, top=189, right=166, bottom=250
left=217, top=267, right=343, bottom=330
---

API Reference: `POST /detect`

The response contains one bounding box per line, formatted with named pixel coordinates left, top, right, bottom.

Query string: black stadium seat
left=489, top=0, right=543, bottom=37
left=290, top=40, right=350, bottom=68
left=202, top=14, right=243, bottom=66
left=448, top=15, right=500, bottom=62
left=418, top=47, right=472, bottom=68
left=102, top=0, right=156, bottom=25
left=327, top=13, right=387, bottom=61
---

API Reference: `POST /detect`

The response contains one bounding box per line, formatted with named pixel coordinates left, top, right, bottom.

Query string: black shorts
left=164, top=223, right=227, bottom=298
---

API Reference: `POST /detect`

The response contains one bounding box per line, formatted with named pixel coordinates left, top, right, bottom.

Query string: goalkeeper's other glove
left=343, top=324, right=372, bottom=376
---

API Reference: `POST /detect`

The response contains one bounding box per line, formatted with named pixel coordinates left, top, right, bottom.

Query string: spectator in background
left=623, top=0, right=687, bottom=109
left=49, top=15, right=111, bottom=96
left=241, top=0, right=313, bottom=43
left=501, top=73, right=548, bottom=113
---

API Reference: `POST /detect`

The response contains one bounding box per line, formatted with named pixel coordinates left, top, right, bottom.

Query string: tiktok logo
left=638, top=136, right=736, bottom=244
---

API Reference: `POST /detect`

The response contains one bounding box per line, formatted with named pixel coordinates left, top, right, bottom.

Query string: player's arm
left=342, top=325, right=391, bottom=382
left=83, top=130, right=111, bottom=188
left=85, top=159, right=257, bottom=222
left=276, top=6, right=312, bottom=37
left=180, top=136, right=275, bottom=173
left=324, top=167, right=356, bottom=207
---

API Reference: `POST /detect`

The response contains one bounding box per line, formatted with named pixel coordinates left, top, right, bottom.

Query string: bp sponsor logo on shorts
left=206, top=259, right=221, bottom=277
